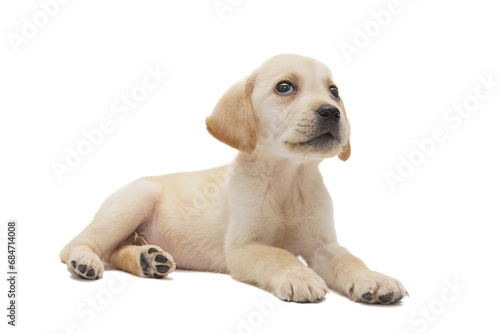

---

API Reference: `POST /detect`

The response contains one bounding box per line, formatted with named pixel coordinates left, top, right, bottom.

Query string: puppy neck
left=233, top=151, right=321, bottom=183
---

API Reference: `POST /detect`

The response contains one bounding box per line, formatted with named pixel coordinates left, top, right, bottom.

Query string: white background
left=1, top=0, right=499, bottom=333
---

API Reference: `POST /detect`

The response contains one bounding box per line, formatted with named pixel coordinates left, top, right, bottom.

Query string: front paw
left=68, top=247, right=104, bottom=280
left=270, top=267, right=329, bottom=303
left=348, top=271, right=408, bottom=304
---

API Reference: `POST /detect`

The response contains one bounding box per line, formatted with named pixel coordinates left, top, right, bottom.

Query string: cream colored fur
left=60, top=54, right=407, bottom=304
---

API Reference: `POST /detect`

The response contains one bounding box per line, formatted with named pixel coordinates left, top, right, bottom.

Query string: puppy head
left=206, top=54, right=350, bottom=161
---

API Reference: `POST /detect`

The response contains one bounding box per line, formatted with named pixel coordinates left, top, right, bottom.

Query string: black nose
left=316, top=104, right=341, bottom=121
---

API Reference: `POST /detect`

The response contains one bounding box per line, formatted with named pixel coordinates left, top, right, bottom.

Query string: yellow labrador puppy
left=60, top=54, right=407, bottom=304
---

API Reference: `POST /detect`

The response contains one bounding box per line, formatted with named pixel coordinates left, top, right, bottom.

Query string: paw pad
left=70, top=259, right=99, bottom=279
left=349, top=272, right=407, bottom=304
left=378, top=292, right=393, bottom=303
left=140, top=247, right=175, bottom=279
left=361, top=292, right=373, bottom=302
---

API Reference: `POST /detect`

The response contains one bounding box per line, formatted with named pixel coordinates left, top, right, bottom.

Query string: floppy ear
left=338, top=100, right=351, bottom=161
left=206, top=75, right=257, bottom=154
left=338, top=138, right=351, bottom=161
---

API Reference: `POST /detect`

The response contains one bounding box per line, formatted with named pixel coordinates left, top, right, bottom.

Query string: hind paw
left=139, top=246, right=175, bottom=279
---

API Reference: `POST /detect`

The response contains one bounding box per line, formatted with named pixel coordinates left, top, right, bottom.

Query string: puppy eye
left=330, top=86, right=340, bottom=100
left=275, top=81, right=295, bottom=95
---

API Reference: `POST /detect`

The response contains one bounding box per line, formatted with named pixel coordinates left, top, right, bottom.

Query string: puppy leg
left=110, top=244, right=175, bottom=279
left=227, top=244, right=329, bottom=302
left=305, top=244, right=408, bottom=304
left=60, top=178, right=162, bottom=279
